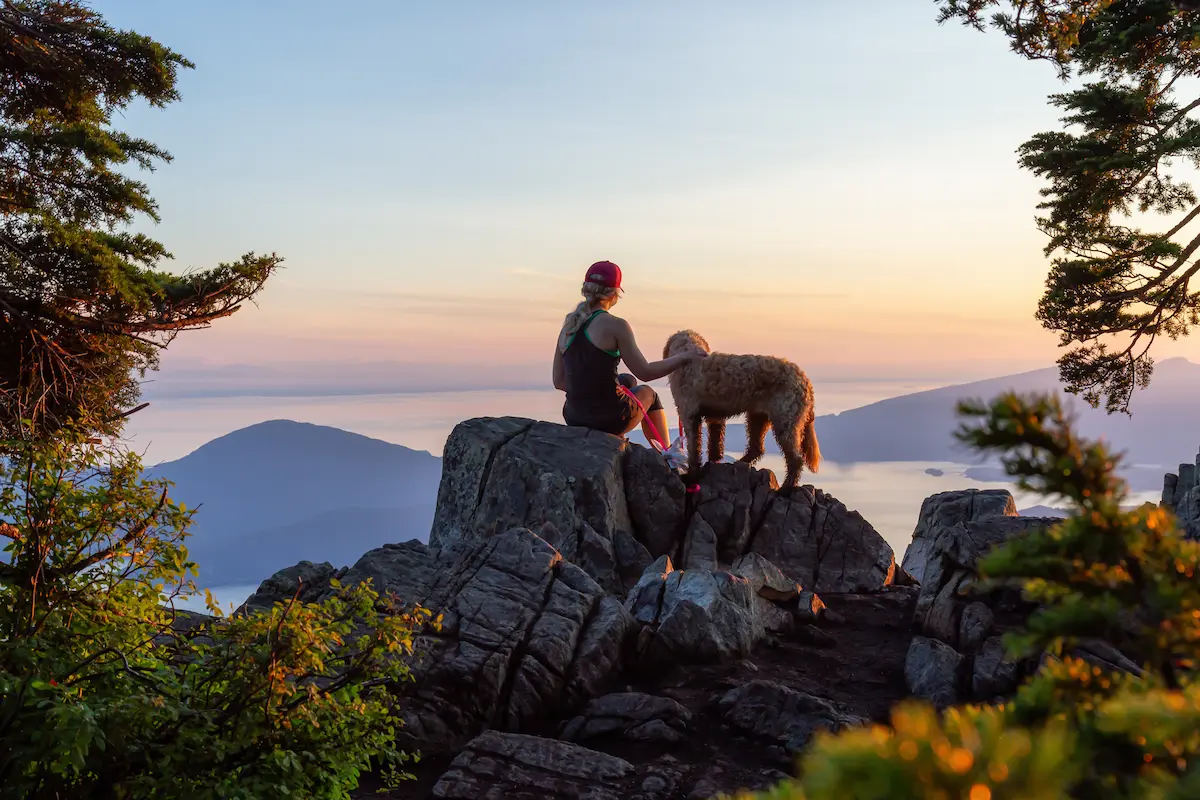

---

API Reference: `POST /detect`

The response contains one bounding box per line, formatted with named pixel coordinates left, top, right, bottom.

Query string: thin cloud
left=504, top=267, right=846, bottom=300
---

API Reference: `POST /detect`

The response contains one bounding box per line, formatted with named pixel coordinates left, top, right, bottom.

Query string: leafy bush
left=728, top=392, right=1200, bottom=799
left=0, top=429, right=435, bottom=799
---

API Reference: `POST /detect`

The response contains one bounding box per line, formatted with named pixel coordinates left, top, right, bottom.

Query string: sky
left=95, top=0, right=1199, bottom=400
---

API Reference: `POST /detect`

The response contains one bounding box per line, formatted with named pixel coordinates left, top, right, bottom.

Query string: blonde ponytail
left=558, top=281, right=617, bottom=352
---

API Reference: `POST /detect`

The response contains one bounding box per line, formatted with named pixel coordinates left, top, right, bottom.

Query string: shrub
left=0, top=429, right=435, bottom=799
left=728, top=392, right=1200, bottom=799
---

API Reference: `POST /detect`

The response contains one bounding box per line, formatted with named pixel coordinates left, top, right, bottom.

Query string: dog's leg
left=684, top=413, right=704, bottom=478
left=741, top=412, right=769, bottom=464
left=771, top=419, right=803, bottom=491
left=706, top=418, right=726, bottom=464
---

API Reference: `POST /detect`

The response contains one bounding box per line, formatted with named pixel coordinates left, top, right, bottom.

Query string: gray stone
left=624, top=444, right=687, bottom=558
left=238, top=560, right=343, bottom=614
left=689, top=462, right=777, bottom=562
left=680, top=514, right=719, bottom=572
left=900, top=489, right=1016, bottom=584
left=329, top=529, right=633, bottom=757
left=561, top=692, right=692, bottom=744
left=972, top=636, right=1018, bottom=699
left=958, top=602, right=995, bottom=652
left=904, top=490, right=1056, bottom=633
left=431, top=731, right=637, bottom=800
left=630, top=567, right=762, bottom=664
left=796, top=589, right=827, bottom=623
left=428, top=418, right=637, bottom=593
left=731, top=552, right=801, bottom=602
left=719, top=680, right=865, bottom=754
left=749, top=484, right=896, bottom=593
left=905, top=635, right=963, bottom=710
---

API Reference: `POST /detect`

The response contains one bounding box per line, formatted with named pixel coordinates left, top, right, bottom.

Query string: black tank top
left=561, top=310, right=635, bottom=432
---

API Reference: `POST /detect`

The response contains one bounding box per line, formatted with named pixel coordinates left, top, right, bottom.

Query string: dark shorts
left=564, top=374, right=662, bottom=435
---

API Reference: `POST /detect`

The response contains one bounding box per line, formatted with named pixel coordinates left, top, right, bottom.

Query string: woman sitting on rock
left=552, top=260, right=705, bottom=447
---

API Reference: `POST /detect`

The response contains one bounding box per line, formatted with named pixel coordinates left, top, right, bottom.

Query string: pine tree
left=936, top=1, right=1200, bottom=414
left=0, top=0, right=280, bottom=441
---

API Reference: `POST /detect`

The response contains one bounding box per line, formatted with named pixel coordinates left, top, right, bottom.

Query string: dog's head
left=664, top=329, right=710, bottom=359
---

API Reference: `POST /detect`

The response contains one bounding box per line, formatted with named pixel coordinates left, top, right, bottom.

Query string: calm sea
left=141, top=386, right=1159, bottom=613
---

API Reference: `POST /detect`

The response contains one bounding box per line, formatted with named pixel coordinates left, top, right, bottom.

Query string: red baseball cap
left=585, top=260, right=622, bottom=290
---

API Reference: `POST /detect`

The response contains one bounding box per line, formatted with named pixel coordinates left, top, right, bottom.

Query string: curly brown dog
left=664, top=330, right=821, bottom=489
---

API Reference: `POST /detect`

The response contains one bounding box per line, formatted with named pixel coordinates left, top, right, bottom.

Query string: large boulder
left=431, top=732, right=638, bottom=800
left=624, top=557, right=761, bottom=664
left=902, top=490, right=1057, bottom=641
left=268, top=529, right=634, bottom=757
left=560, top=692, right=693, bottom=744
left=429, top=418, right=643, bottom=594
left=718, top=680, right=866, bottom=755
left=905, top=636, right=962, bottom=710
left=901, top=489, right=1016, bottom=585
left=748, top=485, right=896, bottom=593
left=238, top=560, right=344, bottom=615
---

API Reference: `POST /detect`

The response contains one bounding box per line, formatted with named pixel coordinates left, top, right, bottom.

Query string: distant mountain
left=632, top=358, right=1198, bottom=484
left=1018, top=505, right=1070, bottom=518
left=149, top=420, right=442, bottom=585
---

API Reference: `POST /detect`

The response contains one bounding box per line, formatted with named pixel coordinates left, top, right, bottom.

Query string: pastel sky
left=97, top=0, right=1198, bottom=396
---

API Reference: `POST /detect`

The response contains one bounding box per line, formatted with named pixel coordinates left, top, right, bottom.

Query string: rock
left=624, top=444, right=687, bottom=557
left=731, top=552, right=807, bottom=633
left=958, top=602, right=995, bottom=652
left=1177, top=485, right=1200, bottom=540
left=972, top=636, right=1018, bottom=699
left=332, top=529, right=633, bottom=756
left=900, top=489, right=1016, bottom=584
left=1070, top=639, right=1145, bottom=677
left=903, top=490, right=1056, bottom=636
left=749, top=484, right=896, bottom=593
left=428, top=418, right=639, bottom=594
left=731, top=552, right=801, bottom=602
left=690, top=462, right=777, bottom=562
left=680, top=515, right=719, bottom=572
left=431, top=731, right=637, bottom=800
left=905, top=636, right=962, bottom=710
left=795, top=589, right=826, bottom=624
left=238, top=560, right=343, bottom=614
left=560, top=692, right=692, bottom=744
left=719, top=680, right=865, bottom=754
left=629, top=566, right=762, bottom=664
left=923, top=569, right=969, bottom=646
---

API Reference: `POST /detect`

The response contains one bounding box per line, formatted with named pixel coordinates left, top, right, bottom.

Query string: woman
left=552, top=260, right=705, bottom=446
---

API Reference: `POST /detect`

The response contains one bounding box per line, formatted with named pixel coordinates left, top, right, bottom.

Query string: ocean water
left=176, top=454, right=1161, bottom=614
left=149, top=385, right=1161, bottom=613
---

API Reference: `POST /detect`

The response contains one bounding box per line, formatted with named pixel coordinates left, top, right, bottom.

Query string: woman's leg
left=635, top=385, right=670, bottom=449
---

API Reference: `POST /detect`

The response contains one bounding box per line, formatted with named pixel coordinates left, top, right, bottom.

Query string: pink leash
left=619, top=387, right=702, bottom=494
left=618, top=385, right=667, bottom=451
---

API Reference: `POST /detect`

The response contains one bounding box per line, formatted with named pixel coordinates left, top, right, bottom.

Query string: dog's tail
left=802, top=415, right=822, bottom=474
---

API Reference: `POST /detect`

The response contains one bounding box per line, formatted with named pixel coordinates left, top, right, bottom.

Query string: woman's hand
left=679, top=348, right=708, bottom=365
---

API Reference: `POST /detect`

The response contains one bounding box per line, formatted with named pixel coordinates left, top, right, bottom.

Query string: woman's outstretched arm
left=612, top=318, right=703, bottom=382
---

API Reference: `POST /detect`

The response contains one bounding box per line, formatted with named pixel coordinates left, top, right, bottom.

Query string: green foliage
left=0, top=429, right=436, bottom=798
left=936, top=1, right=1200, bottom=413
left=0, top=1, right=281, bottom=440
left=731, top=391, right=1200, bottom=798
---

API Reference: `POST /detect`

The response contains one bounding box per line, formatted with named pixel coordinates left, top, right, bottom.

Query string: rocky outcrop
left=904, top=636, right=962, bottom=710
left=238, top=560, right=345, bottom=614
left=718, top=680, right=866, bottom=756
left=249, top=529, right=634, bottom=757
left=624, top=557, right=761, bottom=664
left=428, top=419, right=644, bottom=594
left=899, top=489, right=1057, bottom=703
left=1161, top=446, right=1200, bottom=539
left=431, top=732, right=638, bottom=800
left=560, top=692, right=692, bottom=744
left=427, top=417, right=896, bottom=597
